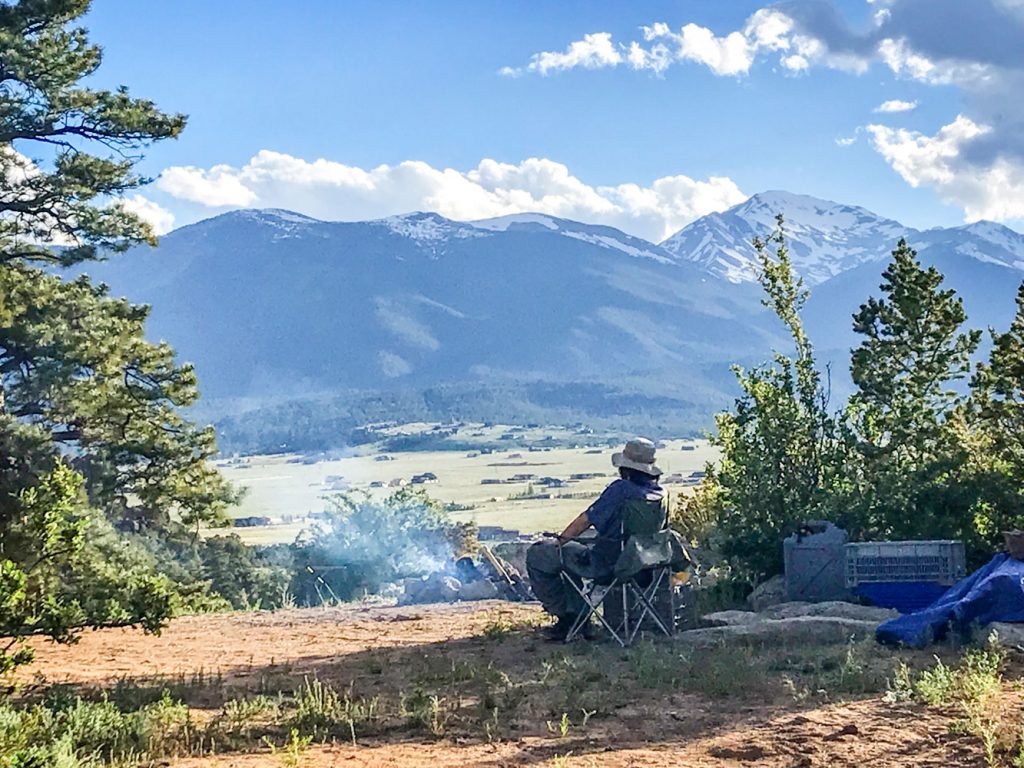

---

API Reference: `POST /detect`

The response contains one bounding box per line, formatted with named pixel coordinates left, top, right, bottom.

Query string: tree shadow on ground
left=21, top=613, right=968, bottom=764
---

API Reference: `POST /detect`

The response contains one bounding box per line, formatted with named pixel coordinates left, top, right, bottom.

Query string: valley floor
left=24, top=602, right=991, bottom=767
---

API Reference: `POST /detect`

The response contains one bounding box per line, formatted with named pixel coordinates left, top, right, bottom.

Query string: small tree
left=847, top=240, right=982, bottom=546
left=691, top=217, right=851, bottom=579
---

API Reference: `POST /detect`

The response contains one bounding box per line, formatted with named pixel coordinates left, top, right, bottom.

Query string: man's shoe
left=541, top=617, right=572, bottom=641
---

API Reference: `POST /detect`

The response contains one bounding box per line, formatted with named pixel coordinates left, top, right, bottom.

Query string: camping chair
left=559, top=496, right=690, bottom=647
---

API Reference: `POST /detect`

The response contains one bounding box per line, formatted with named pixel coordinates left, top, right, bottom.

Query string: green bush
left=0, top=692, right=191, bottom=767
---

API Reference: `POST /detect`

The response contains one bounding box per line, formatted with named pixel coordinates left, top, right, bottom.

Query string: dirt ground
left=24, top=602, right=987, bottom=767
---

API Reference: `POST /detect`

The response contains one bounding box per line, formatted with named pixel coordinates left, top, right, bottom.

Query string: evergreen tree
left=848, top=240, right=981, bottom=543
left=0, top=0, right=233, bottom=671
left=691, top=217, right=851, bottom=578
left=969, top=282, right=1024, bottom=534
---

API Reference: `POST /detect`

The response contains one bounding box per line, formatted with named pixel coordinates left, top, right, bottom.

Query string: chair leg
left=559, top=573, right=626, bottom=646
left=625, top=569, right=673, bottom=644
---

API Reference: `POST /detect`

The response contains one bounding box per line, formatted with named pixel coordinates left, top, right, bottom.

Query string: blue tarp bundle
left=876, top=554, right=1024, bottom=648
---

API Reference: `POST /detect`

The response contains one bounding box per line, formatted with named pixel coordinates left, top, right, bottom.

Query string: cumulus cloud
left=158, top=164, right=258, bottom=207
left=499, top=1, right=1024, bottom=224
left=500, top=7, right=867, bottom=79
left=500, top=32, right=622, bottom=76
left=156, top=151, right=747, bottom=242
left=117, top=194, right=175, bottom=235
left=835, top=136, right=858, bottom=147
left=874, top=99, right=917, bottom=113
left=867, top=115, right=1024, bottom=221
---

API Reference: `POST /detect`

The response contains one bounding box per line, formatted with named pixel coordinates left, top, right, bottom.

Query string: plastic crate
left=845, top=540, right=966, bottom=587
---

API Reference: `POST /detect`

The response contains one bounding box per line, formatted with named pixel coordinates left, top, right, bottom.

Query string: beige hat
left=611, top=437, right=662, bottom=476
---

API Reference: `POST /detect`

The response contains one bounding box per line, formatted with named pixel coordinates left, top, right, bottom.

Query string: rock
left=703, top=601, right=897, bottom=630
left=492, top=542, right=530, bottom=579
left=987, top=622, right=1024, bottom=646
left=677, top=616, right=879, bottom=646
left=400, top=573, right=462, bottom=605
left=702, top=610, right=761, bottom=627
left=747, top=574, right=787, bottom=612
left=459, top=579, right=500, bottom=601
left=761, top=600, right=898, bottom=623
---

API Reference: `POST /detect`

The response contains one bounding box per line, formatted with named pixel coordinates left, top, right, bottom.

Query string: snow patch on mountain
left=471, top=213, right=560, bottom=231
left=374, top=211, right=485, bottom=243
left=472, top=213, right=673, bottom=263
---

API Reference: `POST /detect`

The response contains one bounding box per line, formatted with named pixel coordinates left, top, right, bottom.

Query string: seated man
left=526, top=437, right=664, bottom=641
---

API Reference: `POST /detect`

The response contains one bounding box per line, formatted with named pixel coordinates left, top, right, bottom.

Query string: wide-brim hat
left=612, top=437, right=662, bottom=476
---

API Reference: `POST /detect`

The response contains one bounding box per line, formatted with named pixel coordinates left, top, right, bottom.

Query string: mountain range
left=75, top=191, right=1024, bottom=448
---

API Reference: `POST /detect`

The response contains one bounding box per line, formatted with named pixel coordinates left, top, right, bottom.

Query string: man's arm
left=558, top=511, right=592, bottom=540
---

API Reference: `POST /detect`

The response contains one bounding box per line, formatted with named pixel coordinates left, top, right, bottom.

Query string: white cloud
left=500, top=32, right=622, bottom=76
left=118, top=194, right=175, bottom=235
left=876, top=38, right=989, bottom=85
left=156, top=151, right=747, bottom=242
left=867, top=115, right=1024, bottom=221
left=501, top=7, right=869, bottom=79
left=158, top=164, right=258, bottom=206
left=874, top=99, right=918, bottom=113
left=835, top=136, right=858, bottom=147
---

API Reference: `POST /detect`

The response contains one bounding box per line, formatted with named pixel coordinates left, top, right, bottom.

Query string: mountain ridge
left=74, top=191, right=1024, bottom=443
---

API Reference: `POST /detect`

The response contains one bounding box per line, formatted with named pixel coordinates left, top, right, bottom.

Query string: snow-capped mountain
left=911, top=221, right=1024, bottom=273
left=660, top=190, right=909, bottom=285
left=76, top=193, right=1024, bottom=437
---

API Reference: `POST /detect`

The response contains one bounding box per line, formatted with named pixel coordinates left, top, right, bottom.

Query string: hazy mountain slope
left=76, top=195, right=1024, bottom=443
left=79, top=209, right=781, bottom=415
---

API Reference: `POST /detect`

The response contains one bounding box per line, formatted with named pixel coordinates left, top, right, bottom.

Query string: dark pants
left=526, top=539, right=610, bottom=619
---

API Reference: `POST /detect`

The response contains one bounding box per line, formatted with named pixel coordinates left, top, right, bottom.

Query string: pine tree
left=848, top=239, right=981, bottom=542
left=969, top=282, right=1024, bottom=533
left=0, top=0, right=232, bottom=672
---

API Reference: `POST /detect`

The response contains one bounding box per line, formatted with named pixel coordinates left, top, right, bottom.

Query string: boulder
left=677, top=616, right=879, bottom=646
left=986, top=622, right=1024, bottom=647
left=400, top=573, right=462, bottom=605
left=746, top=574, right=786, bottom=612
left=703, top=601, right=897, bottom=628
left=459, top=579, right=500, bottom=601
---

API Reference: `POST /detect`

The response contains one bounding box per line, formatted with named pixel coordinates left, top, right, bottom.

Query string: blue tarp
left=876, top=554, right=1024, bottom=648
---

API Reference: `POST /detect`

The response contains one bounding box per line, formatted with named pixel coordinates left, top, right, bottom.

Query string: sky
left=82, top=0, right=1024, bottom=242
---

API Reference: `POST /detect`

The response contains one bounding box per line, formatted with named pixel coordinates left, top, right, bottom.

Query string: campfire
left=400, top=545, right=531, bottom=604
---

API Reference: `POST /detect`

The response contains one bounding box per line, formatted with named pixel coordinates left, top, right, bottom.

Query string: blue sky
left=83, top=0, right=1023, bottom=240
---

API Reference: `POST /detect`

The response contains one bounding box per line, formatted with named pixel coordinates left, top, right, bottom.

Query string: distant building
left=369, top=480, right=384, bottom=488
left=233, top=516, right=272, bottom=528
left=375, top=454, right=394, bottom=462
left=510, top=473, right=536, bottom=481
left=388, top=478, right=406, bottom=487
left=481, top=478, right=503, bottom=485
left=570, top=472, right=605, bottom=480
left=411, top=472, right=438, bottom=484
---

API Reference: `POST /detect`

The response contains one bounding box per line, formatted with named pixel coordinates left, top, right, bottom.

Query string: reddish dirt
left=23, top=602, right=986, bottom=767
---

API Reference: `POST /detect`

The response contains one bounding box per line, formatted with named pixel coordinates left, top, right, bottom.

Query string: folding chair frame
left=559, top=563, right=674, bottom=647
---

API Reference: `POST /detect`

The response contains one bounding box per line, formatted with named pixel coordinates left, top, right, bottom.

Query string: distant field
left=216, top=426, right=718, bottom=545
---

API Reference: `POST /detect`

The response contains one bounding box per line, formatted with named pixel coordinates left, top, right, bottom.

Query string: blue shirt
left=585, top=477, right=664, bottom=569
